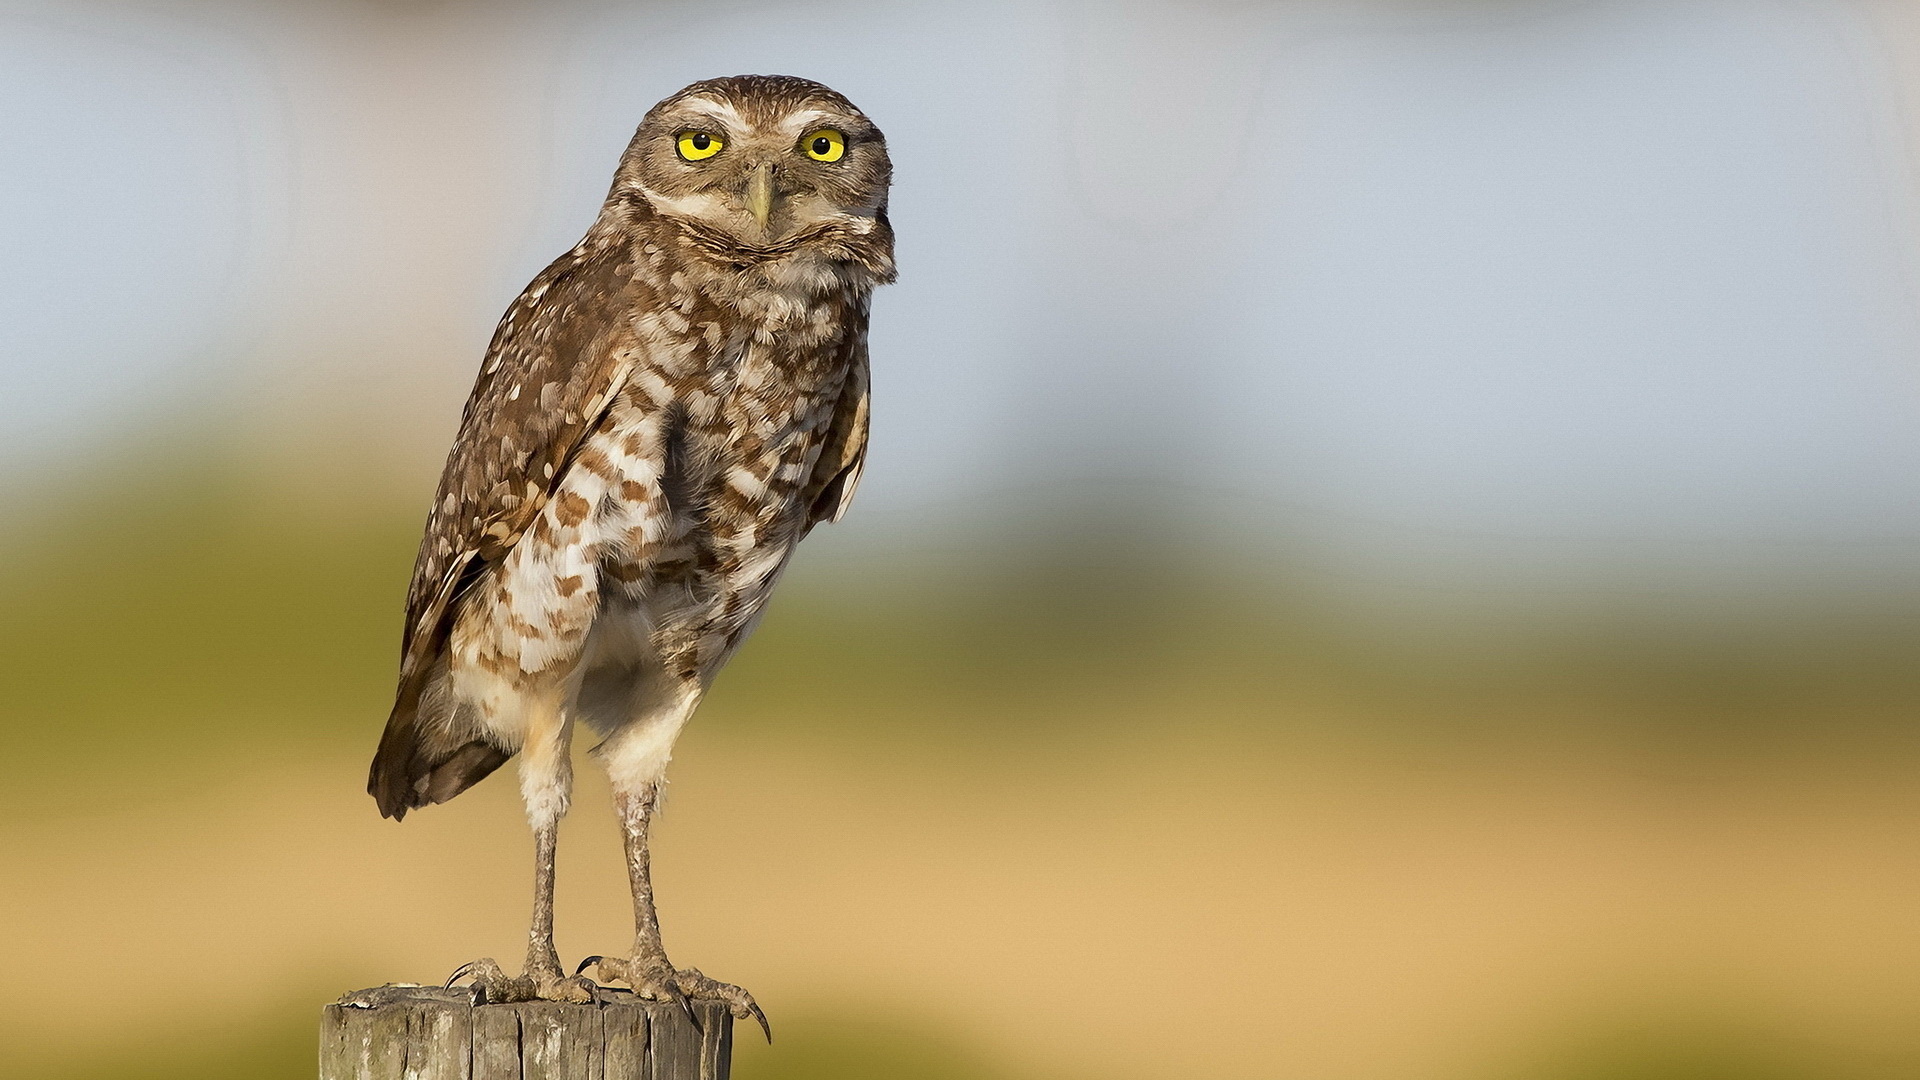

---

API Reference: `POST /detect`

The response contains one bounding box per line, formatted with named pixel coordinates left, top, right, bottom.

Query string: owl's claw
left=445, top=961, right=477, bottom=989
left=580, top=955, right=695, bottom=1028
left=445, top=957, right=508, bottom=998
left=580, top=954, right=765, bottom=1039
left=745, top=1000, right=773, bottom=1043
left=444, top=956, right=593, bottom=1004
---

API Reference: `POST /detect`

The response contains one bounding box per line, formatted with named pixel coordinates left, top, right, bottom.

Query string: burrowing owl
left=367, top=75, right=894, bottom=1033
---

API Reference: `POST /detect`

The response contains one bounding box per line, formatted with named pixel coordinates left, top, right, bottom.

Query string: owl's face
left=624, top=76, right=891, bottom=256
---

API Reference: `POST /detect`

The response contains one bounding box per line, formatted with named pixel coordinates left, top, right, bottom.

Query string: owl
left=365, top=75, right=895, bottom=1035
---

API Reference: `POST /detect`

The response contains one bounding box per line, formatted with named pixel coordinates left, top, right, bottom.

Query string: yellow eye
left=676, top=131, right=723, bottom=161
left=802, top=129, right=846, bottom=162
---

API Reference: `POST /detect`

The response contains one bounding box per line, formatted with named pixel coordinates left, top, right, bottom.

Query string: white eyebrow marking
left=637, top=185, right=725, bottom=220
left=779, top=108, right=845, bottom=135
left=676, top=98, right=744, bottom=127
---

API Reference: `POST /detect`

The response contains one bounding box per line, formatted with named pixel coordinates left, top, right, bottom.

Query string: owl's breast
left=697, top=343, right=847, bottom=527
left=614, top=266, right=864, bottom=552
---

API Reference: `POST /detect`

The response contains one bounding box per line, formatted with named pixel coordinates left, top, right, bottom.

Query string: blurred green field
left=10, top=447, right=1920, bottom=772
left=7, top=449, right=1920, bottom=1079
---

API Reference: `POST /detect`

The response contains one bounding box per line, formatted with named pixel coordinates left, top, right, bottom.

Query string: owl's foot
left=446, top=956, right=596, bottom=1005
left=576, top=954, right=771, bottom=1042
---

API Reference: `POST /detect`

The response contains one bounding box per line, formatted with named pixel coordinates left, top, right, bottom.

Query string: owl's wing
left=805, top=336, right=870, bottom=530
left=371, top=239, right=638, bottom=817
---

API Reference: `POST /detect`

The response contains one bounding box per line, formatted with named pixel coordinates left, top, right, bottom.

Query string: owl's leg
left=578, top=685, right=771, bottom=1040
left=449, top=692, right=596, bottom=1005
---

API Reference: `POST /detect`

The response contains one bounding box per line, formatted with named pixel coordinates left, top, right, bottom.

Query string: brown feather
left=370, top=74, right=896, bottom=819
left=369, top=232, right=642, bottom=819
left=804, top=333, right=871, bottom=530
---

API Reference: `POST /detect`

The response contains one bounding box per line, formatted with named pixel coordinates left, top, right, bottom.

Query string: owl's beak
left=745, top=162, right=776, bottom=232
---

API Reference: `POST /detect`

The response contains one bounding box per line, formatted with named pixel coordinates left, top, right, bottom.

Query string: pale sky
left=6, top=0, right=1920, bottom=596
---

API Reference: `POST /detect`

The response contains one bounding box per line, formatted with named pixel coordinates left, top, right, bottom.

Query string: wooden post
left=320, top=985, right=732, bottom=1080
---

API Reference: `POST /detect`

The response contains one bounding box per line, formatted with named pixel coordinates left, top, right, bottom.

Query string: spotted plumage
left=366, top=75, right=893, bottom=1024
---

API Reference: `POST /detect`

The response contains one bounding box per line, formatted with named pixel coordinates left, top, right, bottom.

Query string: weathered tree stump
left=320, top=985, right=732, bottom=1080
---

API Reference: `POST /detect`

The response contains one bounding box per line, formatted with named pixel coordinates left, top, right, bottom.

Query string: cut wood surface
left=320, top=984, right=732, bottom=1080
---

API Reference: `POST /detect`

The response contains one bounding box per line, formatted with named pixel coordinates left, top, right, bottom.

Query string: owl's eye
left=676, top=131, right=723, bottom=161
left=801, top=129, right=846, bottom=163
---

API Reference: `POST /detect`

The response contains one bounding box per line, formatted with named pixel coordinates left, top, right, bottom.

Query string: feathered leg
left=619, top=784, right=669, bottom=972
left=578, top=686, right=770, bottom=1039
left=448, top=691, right=595, bottom=1004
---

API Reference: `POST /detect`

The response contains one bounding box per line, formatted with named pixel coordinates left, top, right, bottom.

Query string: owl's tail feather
left=369, top=699, right=511, bottom=821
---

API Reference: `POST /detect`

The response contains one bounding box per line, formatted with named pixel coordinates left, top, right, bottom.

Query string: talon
left=445, top=962, right=475, bottom=989
left=748, top=1002, right=772, bottom=1043
left=574, top=955, right=604, bottom=977
left=666, top=985, right=699, bottom=1031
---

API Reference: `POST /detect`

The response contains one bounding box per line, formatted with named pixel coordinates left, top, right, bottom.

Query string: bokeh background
left=8, top=0, right=1920, bottom=1076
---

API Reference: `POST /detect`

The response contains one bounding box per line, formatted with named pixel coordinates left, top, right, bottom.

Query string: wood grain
left=321, top=985, right=730, bottom=1080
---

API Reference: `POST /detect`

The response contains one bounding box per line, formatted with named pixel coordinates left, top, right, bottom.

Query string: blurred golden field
left=4, top=450, right=1920, bottom=1080
left=11, top=3, right=1920, bottom=1077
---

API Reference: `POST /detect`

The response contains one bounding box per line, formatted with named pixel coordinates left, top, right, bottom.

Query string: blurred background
left=7, top=0, right=1920, bottom=1076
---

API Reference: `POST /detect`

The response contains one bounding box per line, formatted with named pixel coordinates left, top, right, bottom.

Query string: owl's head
left=616, top=75, right=893, bottom=278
